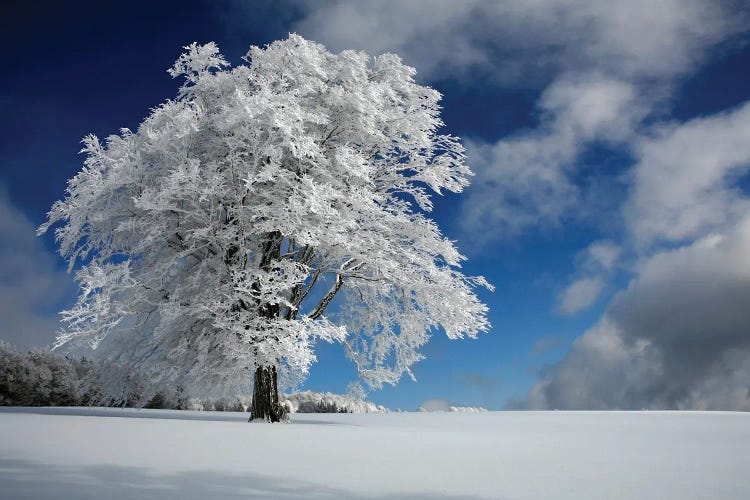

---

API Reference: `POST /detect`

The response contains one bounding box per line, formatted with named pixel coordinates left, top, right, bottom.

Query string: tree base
left=248, top=403, right=289, bottom=423
left=249, top=365, right=287, bottom=422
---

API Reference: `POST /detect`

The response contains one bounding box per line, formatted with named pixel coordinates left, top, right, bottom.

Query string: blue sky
left=2, top=0, right=750, bottom=411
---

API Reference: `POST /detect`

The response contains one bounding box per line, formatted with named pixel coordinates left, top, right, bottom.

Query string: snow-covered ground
left=1, top=408, right=748, bottom=499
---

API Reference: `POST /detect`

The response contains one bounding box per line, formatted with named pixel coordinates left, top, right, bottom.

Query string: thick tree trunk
left=248, top=231, right=287, bottom=422
left=250, top=365, right=286, bottom=422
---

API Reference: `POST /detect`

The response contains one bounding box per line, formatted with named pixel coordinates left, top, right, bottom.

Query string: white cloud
left=265, top=0, right=748, bottom=240
left=461, top=76, right=642, bottom=235
left=527, top=214, right=750, bottom=410
left=626, top=100, right=750, bottom=247
left=557, top=277, right=604, bottom=314
left=0, top=189, right=74, bottom=349
left=525, top=93, right=750, bottom=409
left=586, top=241, right=620, bottom=271
left=291, top=0, right=742, bottom=83
left=526, top=318, right=662, bottom=410
left=294, top=1, right=486, bottom=81
left=556, top=240, right=620, bottom=314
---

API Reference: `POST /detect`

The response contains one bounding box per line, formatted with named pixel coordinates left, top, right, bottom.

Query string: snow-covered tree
left=284, top=390, right=388, bottom=414
left=0, top=342, right=94, bottom=407
left=40, top=35, right=492, bottom=421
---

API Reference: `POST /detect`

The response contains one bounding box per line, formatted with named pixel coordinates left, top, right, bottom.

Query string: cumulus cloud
left=626, top=100, right=750, bottom=247
left=406, top=0, right=741, bottom=239
left=461, top=76, right=642, bottom=235
left=526, top=318, right=661, bottom=410
left=524, top=92, right=750, bottom=410
left=0, top=189, right=74, bottom=349
left=527, top=215, right=750, bottom=410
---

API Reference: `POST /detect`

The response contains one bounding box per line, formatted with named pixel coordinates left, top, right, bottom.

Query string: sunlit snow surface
left=1, top=408, right=748, bottom=499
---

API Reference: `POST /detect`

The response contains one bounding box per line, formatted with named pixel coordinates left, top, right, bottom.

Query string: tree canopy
left=40, top=35, right=492, bottom=400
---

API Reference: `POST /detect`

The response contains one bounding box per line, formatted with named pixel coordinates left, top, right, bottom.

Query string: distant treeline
left=0, top=343, right=386, bottom=413
left=0, top=342, right=187, bottom=409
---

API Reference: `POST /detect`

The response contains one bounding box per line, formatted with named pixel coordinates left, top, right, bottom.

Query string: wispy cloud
left=557, top=240, right=620, bottom=314
left=531, top=336, right=565, bottom=355
left=557, top=277, right=604, bottom=315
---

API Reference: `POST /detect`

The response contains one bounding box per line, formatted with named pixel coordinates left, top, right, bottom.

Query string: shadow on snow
left=0, top=457, right=491, bottom=500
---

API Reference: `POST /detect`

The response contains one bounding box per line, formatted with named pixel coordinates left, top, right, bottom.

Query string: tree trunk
left=249, top=232, right=287, bottom=422
left=250, top=365, right=286, bottom=422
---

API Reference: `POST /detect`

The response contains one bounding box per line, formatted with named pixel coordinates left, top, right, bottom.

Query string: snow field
left=1, top=407, right=748, bottom=499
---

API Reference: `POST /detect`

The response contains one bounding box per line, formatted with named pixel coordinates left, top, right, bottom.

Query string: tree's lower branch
left=308, top=273, right=343, bottom=320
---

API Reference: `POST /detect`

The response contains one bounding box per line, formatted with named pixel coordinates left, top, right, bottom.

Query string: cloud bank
left=529, top=216, right=750, bottom=410
left=528, top=104, right=750, bottom=410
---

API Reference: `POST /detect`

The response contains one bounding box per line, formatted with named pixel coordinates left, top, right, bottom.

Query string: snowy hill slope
left=1, top=407, right=748, bottom=499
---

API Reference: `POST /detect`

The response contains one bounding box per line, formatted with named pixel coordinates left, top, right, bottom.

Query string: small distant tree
left=40, top=35, right=492, bottom=422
